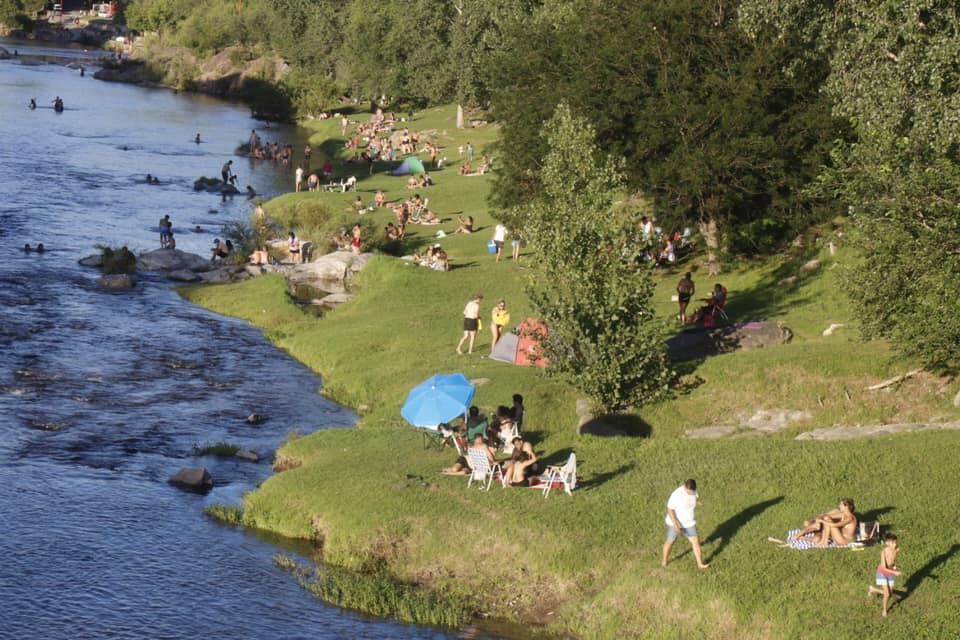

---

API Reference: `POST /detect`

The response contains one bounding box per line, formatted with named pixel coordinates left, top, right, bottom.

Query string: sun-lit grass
left=181, top=104, right=960, bottom=638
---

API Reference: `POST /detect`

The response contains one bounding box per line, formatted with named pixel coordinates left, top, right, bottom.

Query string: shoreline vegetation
left=182, top=105, right=960, bottom=638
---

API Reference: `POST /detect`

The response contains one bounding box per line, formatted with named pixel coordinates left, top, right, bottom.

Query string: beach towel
left=783, top=529, right=855, bottom=550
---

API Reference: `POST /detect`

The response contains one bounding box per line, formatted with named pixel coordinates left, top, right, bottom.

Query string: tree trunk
left=699, top=217, right=721, bottom=275
left=456, top=104, right=464, bottom=129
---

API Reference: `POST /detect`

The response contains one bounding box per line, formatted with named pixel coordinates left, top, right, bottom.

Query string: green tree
left=491, top=0, right=843, bottom=273
left=522, top=103, right=672, bottom=413
left=741, top=1, right=960, bottom=372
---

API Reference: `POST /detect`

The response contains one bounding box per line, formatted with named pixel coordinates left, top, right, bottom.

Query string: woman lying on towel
left=790, top=498, right=859, bottom=546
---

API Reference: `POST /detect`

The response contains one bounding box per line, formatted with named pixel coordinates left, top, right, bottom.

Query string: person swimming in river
left=52, top=97, right=64, bottom=113
left=24, top=243, right=32, bottom=253
left=194, top=133, right=201, bottom=144
left=145, top=174, right=160, bottom=185
left=245, top=185, right=256, bottom=199
left=29, top=98, right=36, bottom=110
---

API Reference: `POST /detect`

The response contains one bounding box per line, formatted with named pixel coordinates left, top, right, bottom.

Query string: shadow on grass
left=579, top=414, right=652, bottom=438
left=704, top=496, right=784, bottom=563
left=538, top=447, right=574, bottom=468
left=896, top=543, right=960, bottom=607
left=577, top=463, right=636, bottom=492
left=722, top=245, right=822, bottom=322
left=861, top=506, right=896, bottom=527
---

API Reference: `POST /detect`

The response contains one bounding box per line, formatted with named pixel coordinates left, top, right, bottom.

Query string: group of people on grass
left=676, top=272, right=728, bottom=326
left=383, top=192, right=440, bottom=237
left=663, top=485, right=902, bottom=617
left=456, top=294, right=511, bottom=355
left=440, top=395, right=539, bottom=486
left=411, top=243, right=449, bottom=271
left=640, top=216, right=692, bottom=266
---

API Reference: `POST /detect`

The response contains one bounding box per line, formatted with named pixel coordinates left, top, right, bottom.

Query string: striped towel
left=785, top=529, right=853, bottom=550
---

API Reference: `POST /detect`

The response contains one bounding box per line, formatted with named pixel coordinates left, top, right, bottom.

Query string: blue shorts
left=665, top=524, right=698, bottom=542
left=875, top=572, right=895, bottom=588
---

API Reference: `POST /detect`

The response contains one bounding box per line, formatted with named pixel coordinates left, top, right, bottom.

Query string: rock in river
left=169, top=467, right=214, bottom=493
left=97, top=274, right=135, bottom=289
left=235, top=450, right=260, bottom=463
left=167, top=269, right=202, bottom=283
left=79, top=254, right=104, bottom=268
left=138, top=249, right=212, bottom=273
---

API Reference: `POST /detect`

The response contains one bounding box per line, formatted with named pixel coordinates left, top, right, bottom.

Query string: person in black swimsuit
left=676, top=272, right=695, bottom=325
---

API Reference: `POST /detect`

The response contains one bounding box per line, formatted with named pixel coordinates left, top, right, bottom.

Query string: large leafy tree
left=491, top=0, right=843, bottom=273
left=741, top=1, right=960, bottom=372
left=523, top=104, right=672, bottom=413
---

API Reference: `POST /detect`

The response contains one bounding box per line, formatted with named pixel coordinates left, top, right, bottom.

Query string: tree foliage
left=523, top=104, right=672, bottom=413
left=741, top=0, right=960, bottom=372
left=490, top=0, right=845, bottom=271
left=120, top=0, right=527, bottom=112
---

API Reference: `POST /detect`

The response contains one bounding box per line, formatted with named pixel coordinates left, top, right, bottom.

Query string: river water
left=0, top=44, right=497, bottom=639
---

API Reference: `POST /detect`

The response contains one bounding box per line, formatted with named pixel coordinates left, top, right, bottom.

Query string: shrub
left=99, top=246, right=137, bottom=275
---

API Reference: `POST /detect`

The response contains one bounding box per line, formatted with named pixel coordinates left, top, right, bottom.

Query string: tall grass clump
left=204, top=503, right=244, bottom=526
left=194, top=441, right=241, bottom=457
left=274, top=554, right=470, bottom=628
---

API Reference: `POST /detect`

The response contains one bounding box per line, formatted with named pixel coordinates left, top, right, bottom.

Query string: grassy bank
left=181, top=105, right=960, bottom=638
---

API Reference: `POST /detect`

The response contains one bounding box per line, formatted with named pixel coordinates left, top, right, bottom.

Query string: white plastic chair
left=541, top=453, right=576, bottom=497
left=466, top=447, right=502, bottom=491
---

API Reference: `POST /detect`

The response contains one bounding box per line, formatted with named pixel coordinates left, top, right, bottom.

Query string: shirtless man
left=503, top=436, right=538, bottom=486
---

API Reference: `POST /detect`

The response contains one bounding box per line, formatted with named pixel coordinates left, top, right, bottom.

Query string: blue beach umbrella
left=401, top=373, right=475, bottom=429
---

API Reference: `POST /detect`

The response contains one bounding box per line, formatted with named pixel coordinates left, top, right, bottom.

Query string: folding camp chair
left=466, top=447, right=503, bottom=491
left=540, top=453, right=576, bottom=497
left=857, top=521, right=880, bottom=544
left=499, top=422, right=520, bottom=456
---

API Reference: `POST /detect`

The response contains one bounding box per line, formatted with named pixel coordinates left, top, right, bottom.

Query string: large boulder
left=138, top=249, right=212, bottom=273
left=667, top=321, right=792, bottom=362
left=0, top=47, right=11, bottom=61
left=193, top=176, right=240, bottom=194
left=97, top=274, right=135, bottom=289
left=167, top=269, right=202, bottom=283
left=169, top=467, right=214, bottom=492
left=198, top=266, right=246, bottom=284
left=235, top=450, right=260, bottom=463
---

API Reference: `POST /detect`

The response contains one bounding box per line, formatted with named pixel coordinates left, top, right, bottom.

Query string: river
left=0, top=43, right=502, bottom=639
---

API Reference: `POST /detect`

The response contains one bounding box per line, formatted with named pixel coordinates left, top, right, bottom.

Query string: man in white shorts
left=661, top=478, right=710, bottom=569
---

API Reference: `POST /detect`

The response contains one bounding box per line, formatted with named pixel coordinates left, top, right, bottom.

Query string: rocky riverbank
left=93, top=44, right=289, bottom=106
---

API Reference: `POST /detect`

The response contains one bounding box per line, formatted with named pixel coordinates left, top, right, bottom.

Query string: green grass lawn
left=181, top=105, right=960, bottom=639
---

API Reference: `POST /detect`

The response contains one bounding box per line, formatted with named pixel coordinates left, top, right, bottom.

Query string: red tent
left=515, top=318, right=549, bottom=368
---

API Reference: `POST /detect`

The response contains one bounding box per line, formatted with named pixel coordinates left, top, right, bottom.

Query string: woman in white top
left=456, top=293, right=483, bottom=355
left=493, top=223, right=508, bottom=262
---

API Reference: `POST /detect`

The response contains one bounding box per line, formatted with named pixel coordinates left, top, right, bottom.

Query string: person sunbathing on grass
left=441, top=434, right=496, bottom=476
left=791, top=498, right=858, bottom=546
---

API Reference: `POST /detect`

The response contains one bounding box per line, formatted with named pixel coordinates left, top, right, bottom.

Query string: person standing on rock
left=661, top=479, right=710, bottom=570
left=295, top=165, right=304, bottom=193
left=288, top=231, right=301, bottom=264
left=159, top=214, right=172, bottom=249
left=351, top=224, right=362, bottom=255
left=456, top=293, right=483, bottom=355
left=221, top=160, right=234, bottom=185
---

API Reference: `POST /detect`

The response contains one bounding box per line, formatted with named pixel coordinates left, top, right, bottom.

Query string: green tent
left=389, top=156, right=426, bottom=176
